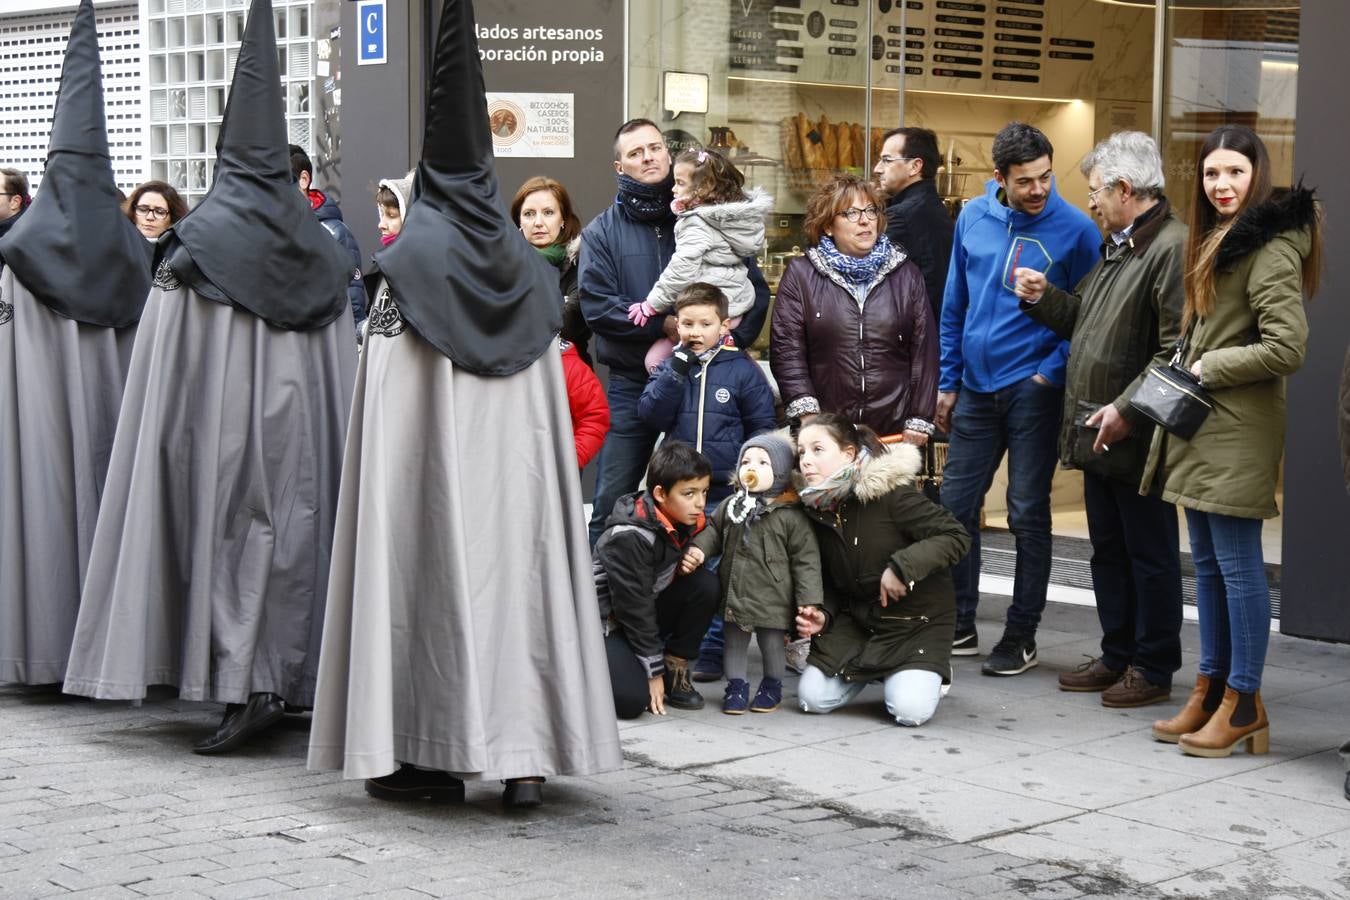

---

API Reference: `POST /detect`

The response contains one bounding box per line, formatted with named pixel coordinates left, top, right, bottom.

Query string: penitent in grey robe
left=0, top=275, right=134, bottom=684
left=63, top=264, right=354, bottom=704
left=306, top=288, right=622, bottom=781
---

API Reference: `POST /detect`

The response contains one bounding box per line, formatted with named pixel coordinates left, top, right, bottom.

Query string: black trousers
left=606, top=567, right=719, bottom=719
left=1083, top=470, right=1184, bottom=687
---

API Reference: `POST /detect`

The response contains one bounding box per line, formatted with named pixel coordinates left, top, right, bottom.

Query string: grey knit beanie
left=377, top=168, right=415, bottom=221
left=737, top=432, right=796, bottom=496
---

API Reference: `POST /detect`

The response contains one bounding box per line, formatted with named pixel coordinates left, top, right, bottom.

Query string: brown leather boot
left=1151, top=673, right=1226, bottom=743
left=1178, top=688, right=1269, bottom=758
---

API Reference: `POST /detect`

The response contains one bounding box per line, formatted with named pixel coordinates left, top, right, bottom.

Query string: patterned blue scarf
left=817, top=234, right=894, bottom=286
left=616, top=172, right=675, bottom=224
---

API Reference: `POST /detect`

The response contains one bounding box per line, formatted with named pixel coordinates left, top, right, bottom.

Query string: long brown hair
left=1182, top=126, right=1271, bottom=329
left=509, top=176, right=582, bottom=246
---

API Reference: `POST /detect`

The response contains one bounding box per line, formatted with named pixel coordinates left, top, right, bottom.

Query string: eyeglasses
left=1087, top=183, right=1115, bottom=203
left=838, top=205, right=880, bottom=223
left=135, top=204, right=170, bottom=219
left=876, top=155, right=917, bottom=166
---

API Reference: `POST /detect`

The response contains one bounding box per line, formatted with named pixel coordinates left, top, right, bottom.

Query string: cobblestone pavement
left=3, top=603, right=1349, bottom=899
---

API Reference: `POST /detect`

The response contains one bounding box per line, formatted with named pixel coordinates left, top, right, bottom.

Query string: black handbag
left=1130, top=334, right=1213, bottom=441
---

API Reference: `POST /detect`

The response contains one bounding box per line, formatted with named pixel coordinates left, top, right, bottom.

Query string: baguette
left=835, top=122, right=854, bottom=169
left=819, top=114, right=838, bottom=169
left=781, top=117, right=804, bottom=171
left=852, top=122, right=867, bottom=166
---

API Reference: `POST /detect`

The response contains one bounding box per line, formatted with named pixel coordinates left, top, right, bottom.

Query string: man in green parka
left=1013, top=131, right=1186, bottom=710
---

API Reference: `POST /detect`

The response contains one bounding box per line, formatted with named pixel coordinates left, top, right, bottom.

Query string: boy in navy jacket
left=638, top=283, right=777, bottom=508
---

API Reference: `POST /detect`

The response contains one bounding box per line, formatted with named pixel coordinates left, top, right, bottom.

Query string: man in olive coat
left=1013, top=131, right=1185, bottom=708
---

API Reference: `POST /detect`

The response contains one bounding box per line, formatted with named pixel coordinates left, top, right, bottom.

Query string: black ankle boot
left=193, top=692, right=285, bottom=755
left=502, top=777, right=545, bottom=809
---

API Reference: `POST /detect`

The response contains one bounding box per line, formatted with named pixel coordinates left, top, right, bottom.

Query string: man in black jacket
left=579, top=118, right=770, bottom=546
left=875, top=127, right=952, bottom=321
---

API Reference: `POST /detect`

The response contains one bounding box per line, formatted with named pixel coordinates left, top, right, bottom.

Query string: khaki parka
left=800, top=443, right=971, bottom=683
left=1024, top=199, right=1187, bottom=486
left=692, top=490, right=824, bottom=631
left=1141, top=188, right=1317, bottom=519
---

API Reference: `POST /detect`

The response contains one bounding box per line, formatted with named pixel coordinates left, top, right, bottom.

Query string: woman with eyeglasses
left=125, top=180, right=187, bottom=240
left=770, top=173, right=939, bottom=442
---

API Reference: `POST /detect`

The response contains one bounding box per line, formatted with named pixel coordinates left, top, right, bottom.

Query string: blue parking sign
left=357, top=0, right=386, bottom=66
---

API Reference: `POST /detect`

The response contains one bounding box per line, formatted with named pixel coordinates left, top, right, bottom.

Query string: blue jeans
left=940, top=377, right=1061, bottom=634
left=1185, top=509, right=1270, bottom=693
left=797, top=666, right=944, bottom=726
left=1083, top=471, right=1183, bottom=687
left=588, top=373, right=660, bottom=547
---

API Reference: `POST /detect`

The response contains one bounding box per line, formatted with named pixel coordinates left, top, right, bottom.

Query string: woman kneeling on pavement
left=793, top=414, right=970, bottom=725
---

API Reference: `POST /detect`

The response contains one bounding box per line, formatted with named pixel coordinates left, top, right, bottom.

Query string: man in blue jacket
left=579, top=118, right=770, bottom=547
left=936, top=122, right=1100, bottom=677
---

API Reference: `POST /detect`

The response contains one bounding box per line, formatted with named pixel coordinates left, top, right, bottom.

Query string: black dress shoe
left=192, top=692, right=285, bottom=755
left=502, top=777, right=544, bottom=809
left=1344, top=771, right=1349, bottom=803
left=365, top=764, right=465, bottom=803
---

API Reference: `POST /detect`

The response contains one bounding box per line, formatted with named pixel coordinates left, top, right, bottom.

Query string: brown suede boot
left=1178, top=688, right=1269, bottom=758
left=1151, top=673, right=1226, bottom=743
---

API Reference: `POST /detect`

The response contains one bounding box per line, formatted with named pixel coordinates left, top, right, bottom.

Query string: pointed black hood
left=0, top=0, right=149, bottom=327
left=376, top=0, right=561, bottom=375
left=167, top=0, right=348, bottom=330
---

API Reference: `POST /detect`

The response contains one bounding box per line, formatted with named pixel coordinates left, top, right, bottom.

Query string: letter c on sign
left=366, top=12, right=377, bottom=34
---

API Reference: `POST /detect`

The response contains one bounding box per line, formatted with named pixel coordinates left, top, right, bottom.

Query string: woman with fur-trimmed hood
left=1145, top=125, right=1323, bottom=760
left=793, top=414, right=970, bottom=726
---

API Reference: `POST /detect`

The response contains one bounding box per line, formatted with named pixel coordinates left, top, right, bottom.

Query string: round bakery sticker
left=487, top=98, right=526, bottom=148
left=715, top=388, right=731, bottom=404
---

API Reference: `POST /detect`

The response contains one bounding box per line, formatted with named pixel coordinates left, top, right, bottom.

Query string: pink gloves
left=627, top=300, right=658, bottom=327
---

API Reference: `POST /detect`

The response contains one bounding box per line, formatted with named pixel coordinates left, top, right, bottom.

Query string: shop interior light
left=726, top=75, right=1080, bottom=105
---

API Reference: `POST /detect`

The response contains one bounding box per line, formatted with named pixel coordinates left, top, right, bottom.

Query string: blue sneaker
left=750, top=677, right=783, bottom=713
left=722, top=679, right=750, bottom=715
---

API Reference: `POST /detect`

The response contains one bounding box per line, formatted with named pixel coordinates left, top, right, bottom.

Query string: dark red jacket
left=562, top=342, right=609, bottom=468
left=770, top=249, right=939, bottom=436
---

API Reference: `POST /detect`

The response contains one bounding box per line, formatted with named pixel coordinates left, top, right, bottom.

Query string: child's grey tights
left=724, top=625, right=787, bottom=682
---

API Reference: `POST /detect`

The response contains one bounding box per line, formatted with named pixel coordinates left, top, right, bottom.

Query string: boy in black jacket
left=594, top=442, right=719, bottom=718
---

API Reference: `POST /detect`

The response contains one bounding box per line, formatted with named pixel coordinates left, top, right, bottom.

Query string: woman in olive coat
left=793, top=414, right=970, bottom=726
left=1145, top=125, right=1322, bottom=759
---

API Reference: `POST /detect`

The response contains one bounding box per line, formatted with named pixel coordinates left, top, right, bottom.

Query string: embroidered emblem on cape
left=0, top=299, right=11, bottom=326
left=152, top=260, right=182, bottom=291
left=366, top=286, right=406, bottom=338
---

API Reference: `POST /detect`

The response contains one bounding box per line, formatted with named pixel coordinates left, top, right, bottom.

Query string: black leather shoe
left=502, top=777, right=545, bottom=809
left=365, top=764, right=465, bottom=803
left=1344, top=771, right=1349, bottom=803
left=192, top=692, right=285, bottom=755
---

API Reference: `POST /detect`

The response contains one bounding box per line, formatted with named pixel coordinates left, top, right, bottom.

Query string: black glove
left=669, top=344, right=694, bottom=377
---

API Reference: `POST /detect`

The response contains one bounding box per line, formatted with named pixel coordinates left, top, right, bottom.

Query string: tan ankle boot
left=1151, top=674, right=1225, bottom=743
left=1178, top=688, right=1269, bottom=758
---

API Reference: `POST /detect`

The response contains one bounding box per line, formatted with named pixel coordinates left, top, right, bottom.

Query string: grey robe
left=0, top=273, right=134, bottom=684
left=63, top=266, right=355, bottom=704
left=307, top=289, right=622, bottom=781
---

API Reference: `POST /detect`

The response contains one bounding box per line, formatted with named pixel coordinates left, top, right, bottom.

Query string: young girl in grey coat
left=627, top=148, right=772, bottom=372
left=684, top=433, right=823, bottom=714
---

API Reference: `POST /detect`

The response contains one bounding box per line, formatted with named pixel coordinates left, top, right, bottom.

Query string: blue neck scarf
left=616, top=172, right=675, bottom=224
left=817, top=234, right=894, bottom=286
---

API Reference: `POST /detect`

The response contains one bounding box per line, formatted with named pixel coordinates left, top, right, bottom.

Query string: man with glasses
left=1012, top=131, right=1185, bottom=708
left=0, top=168, right=31, bottom=269
left=874, top=127, right=952, bottom=321
left=937, top=122, right=1100, bottom=675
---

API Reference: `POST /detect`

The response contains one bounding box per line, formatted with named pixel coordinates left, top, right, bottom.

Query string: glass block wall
left=0, top=3, right=144, bottom=192
left=144, top=0, right=313, bottom=206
